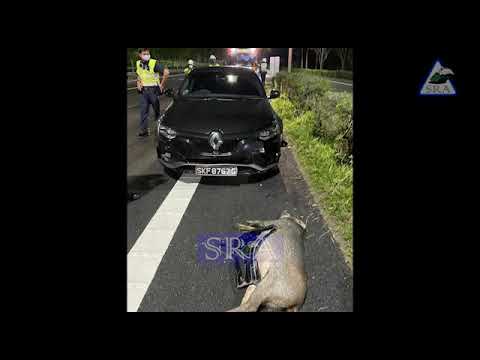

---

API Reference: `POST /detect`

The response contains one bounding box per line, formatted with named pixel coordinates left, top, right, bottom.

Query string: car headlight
left=258, top=121, right=280, bottom=141
left=157, top=125, right=177, bottom=140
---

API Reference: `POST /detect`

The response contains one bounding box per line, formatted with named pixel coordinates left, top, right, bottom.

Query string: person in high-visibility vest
left=136, top=48, right=169, bottom=138
left=209, top=54, right=220, bottom=67
left=184, top=59, right=195, bottom=76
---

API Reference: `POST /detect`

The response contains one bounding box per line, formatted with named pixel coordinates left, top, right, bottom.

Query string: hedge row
left=275, top=71, right=353, bottom=164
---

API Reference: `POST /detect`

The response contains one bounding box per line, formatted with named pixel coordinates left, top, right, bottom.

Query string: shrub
left=312, top=92, right=353, bottom=164
left=275, top=72, right=353, bottom=164
left=275, top=72, right=330, bottom=112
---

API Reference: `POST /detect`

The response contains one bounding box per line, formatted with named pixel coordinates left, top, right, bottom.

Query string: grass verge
left=272, top=95, right=353, bottom=267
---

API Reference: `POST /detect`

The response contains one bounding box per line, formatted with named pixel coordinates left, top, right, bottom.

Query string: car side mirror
left=269, top=89, right=280, bottom=99
left=164, top=88, right=174, bottom=98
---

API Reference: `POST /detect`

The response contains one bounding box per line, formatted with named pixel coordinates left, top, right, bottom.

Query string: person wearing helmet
left=184, top=59, right=195, bottom=76
left=260, top=58, right=268, bottom=87
left=209, top=54, right=219, bottom=67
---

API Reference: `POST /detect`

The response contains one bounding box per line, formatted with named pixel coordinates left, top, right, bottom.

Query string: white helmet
left=188, top=59, right=194, bottom=66
left=262, top=58, right=267, bottom=63
left=209, top=54, right=216, bottom=61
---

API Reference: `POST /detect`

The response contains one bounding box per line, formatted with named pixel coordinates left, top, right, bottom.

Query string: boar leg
left=241, top=285, right=257, bottom=305
left=227, top=272, right=273, bottom=312
left=236, top=223, right=259, bottom=232
left=286, top=306, right=299, bottom=312
left=235, top=220, right=279, bottom=232
left=245, top=220, right=272, bottom=227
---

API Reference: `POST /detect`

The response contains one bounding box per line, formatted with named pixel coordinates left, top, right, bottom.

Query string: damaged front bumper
left=157, top=133, right=285, bottom=175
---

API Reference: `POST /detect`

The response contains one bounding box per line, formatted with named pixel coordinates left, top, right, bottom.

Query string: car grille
left=187, top=137, right=238, bottom=156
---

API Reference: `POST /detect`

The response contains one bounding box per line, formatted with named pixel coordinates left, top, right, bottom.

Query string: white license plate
left=195, top=166, right=238, bottom=177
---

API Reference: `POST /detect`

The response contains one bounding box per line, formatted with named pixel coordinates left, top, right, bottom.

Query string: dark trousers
left=139, top=87, right=160, bottom=132
left=261, top=72, right=267, bottom=87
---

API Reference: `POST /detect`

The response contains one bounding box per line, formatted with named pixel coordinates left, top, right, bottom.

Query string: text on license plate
left=195, top=166, right=238, bottom=176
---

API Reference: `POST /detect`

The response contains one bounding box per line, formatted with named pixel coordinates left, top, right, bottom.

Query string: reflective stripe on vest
left=136, top=59, right=159, bottom=87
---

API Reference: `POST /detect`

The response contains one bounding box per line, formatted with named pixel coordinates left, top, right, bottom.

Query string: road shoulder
left=281, top=144, right=353, bottom=271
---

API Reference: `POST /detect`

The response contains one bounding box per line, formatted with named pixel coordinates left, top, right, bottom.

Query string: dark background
left=354, top=46, right=475, bottom=312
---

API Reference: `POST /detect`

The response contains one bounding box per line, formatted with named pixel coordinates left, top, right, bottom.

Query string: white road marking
left=127, top=173, right=201, bottom=312
left=327, top=79, right=353, bottom=87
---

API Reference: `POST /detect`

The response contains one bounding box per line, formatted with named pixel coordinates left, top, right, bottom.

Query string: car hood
left=162, top=97, right=275, bottom=135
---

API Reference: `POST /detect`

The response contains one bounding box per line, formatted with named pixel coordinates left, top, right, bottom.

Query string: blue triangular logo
left=420, top=60, right=456, bottom=96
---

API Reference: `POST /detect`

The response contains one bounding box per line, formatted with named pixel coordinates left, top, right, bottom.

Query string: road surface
left=127, top=74, right=352, bottom=312
left=325, top=78, right=353, bottom=93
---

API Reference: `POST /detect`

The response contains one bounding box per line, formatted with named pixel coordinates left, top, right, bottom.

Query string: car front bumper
left=159, top=159, right=278, bottom=173
left=157, top=134, right=282, bottom=174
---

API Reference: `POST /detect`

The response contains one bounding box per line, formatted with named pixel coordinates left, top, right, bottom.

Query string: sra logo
left=420, top=60, right=456, bottom=96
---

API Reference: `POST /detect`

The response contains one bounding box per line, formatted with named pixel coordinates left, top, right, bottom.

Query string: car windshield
left=179, top=71, right=265, bottom=98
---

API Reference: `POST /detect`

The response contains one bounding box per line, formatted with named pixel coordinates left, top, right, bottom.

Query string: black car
left=156, top=66, right=286, bottom=177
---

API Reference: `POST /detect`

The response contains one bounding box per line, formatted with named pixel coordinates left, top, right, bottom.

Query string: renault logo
left=209, top=131, right=223, bottom=152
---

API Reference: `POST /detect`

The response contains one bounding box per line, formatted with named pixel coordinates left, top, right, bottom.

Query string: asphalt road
left=127, top=74, right=352, bottom=312
left=325, top=78, right=353, bottom=93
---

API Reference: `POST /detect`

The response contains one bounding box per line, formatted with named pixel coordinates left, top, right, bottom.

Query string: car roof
left=189, top=66, right=254, bottom=76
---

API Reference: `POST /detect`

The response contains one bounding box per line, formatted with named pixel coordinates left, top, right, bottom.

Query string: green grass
left=272, top=96, right=353, bottom=264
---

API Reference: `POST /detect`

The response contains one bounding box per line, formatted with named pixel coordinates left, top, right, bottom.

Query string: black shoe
left=137, top=130, right=149, bottom=138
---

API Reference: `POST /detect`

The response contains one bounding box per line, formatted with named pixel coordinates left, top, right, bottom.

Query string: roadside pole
left=288, top=48, right=293, bottom=73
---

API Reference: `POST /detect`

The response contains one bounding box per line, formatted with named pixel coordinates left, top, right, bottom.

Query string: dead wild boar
left=228, top=210, right=307, bottom=312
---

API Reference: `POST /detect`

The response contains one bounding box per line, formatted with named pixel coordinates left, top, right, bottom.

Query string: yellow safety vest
left=184, top=67, right=192, bottom=76
left=136, top=59, right=160, bottom=87
left=209, top=63, right=220, bottom=67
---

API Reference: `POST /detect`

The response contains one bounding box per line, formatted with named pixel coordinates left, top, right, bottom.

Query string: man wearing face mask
left=136, top=48, right=170, bottom=138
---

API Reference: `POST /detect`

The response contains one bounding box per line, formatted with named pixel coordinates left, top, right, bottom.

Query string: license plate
left=195, top=166, right=238, bottom=177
